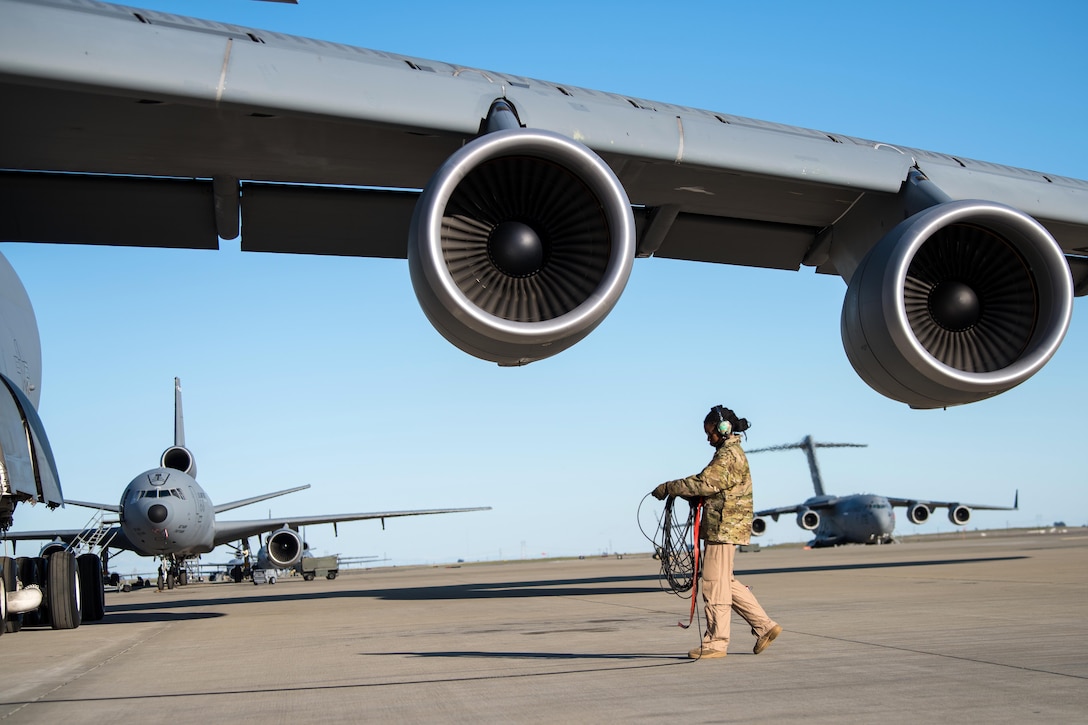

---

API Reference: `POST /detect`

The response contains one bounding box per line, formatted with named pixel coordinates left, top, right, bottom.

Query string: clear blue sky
left=4, top=0, right=1085, bottom=574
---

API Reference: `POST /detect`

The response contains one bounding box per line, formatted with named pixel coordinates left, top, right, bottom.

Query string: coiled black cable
left=639, top=493, right=699, bottom=596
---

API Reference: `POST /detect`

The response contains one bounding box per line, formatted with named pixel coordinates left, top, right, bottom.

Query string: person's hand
left=651, top=483, right=669, bottom=500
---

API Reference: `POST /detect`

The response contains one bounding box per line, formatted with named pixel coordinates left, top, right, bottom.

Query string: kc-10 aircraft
left=0, top=0, right=1084, bottom=621
left=749, top=436, right=1018, bottom=547
left=3, top=379, right=490, bottom=604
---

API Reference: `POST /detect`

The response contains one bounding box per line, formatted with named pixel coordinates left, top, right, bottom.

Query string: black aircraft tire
left=77, top=554, right=106, bottom=622
left=47, top=550, right=82, bottom=630
left=1, top=556, right=16, bottom=633
left=1, top=556, right=15, bottom=592
left=0, top=571, right=6, bottom=637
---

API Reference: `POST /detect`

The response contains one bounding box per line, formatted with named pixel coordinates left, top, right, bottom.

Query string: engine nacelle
left=907, top=502, right=931, bottom=525
left=751, top=517, right=767, bottom=536
left=264, top=527, right=304, bottom=568
left=797, top=508, right=820, bottom=531
left=160, top=445, right=196, bottom=479
left=948, top=505, right=971, bottom=526
left=841, top=200, right=1073, bottom=408
left=39, top=541, right=66, bottom=558
left=408, top=127, right=636, bottom=366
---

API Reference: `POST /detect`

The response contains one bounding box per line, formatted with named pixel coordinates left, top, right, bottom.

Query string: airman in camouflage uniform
left=652, top=406, right=781, bottom=659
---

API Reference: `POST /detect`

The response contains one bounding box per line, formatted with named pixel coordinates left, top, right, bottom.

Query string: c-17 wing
left=211, top=506, right=491, bottom=548
left=0, top=0, right=1084, bottom=408
left=755, top=499, right=840, bottom=521
left=885, top=491, right=1019, bottom=512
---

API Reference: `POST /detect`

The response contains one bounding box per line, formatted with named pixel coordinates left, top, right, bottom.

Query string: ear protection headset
left=712, top=405, right=732, bottom=436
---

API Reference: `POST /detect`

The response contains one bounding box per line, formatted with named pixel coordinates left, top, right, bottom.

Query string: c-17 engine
left=408, top=123, right=635, bottom=367
left=841, top=199, right=1073, bottom=408
left=407, top=103, right=1074, bottom=408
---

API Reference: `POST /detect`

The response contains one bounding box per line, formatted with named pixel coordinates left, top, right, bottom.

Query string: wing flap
left=240, top=184, right=418, bottom=257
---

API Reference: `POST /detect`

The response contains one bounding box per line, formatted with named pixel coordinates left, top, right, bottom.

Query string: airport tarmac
left=1, top=530, right=1085, bottom=724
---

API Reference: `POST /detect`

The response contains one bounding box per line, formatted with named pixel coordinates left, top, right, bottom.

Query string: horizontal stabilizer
left=65, top=499, right=121, bottom=513
left=214, top=484, right=311, bottom=515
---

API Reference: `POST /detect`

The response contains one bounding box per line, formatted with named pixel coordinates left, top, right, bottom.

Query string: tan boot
left=687, top=646, right=727, bottom=659
left=753, top=624, right=782, bottom=654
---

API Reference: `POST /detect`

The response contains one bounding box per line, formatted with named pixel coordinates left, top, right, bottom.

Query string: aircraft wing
left=64, top=500, right=122, bottom=514
left=1, top=0, right=1085, bottom=408
left=755, top=499, right=840, bottom=520
left=2, top=526, right=135, bottom=553
left=885, top=492, right=1019, bottom=511
left=212, top=506, right=491, bottom=548
left=214, top=484, right=310, bottom=515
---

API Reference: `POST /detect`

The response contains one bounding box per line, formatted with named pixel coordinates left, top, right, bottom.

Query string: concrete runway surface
left=1, top=530, right=1085, bottom=723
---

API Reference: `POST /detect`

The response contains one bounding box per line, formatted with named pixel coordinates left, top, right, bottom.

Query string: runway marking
left=0, top=624, right=173, bottom=720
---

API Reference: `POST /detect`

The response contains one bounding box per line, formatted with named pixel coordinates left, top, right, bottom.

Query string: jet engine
left=948, top=505, right=971, bottom=525
left=841, top=200, right=1073, bottom=408
left=264, top=527, right=304, bottom=568
left=408, top=128, right=636, bottom=366
left=751, top=517, right=767, bottom=536
left=160, top=444, right=196, bottom=479
left=39, top=541, right=66, bottom=558
left=797, top=508, right=820, bottom=531
left=907, top=502, right=931, bottom=525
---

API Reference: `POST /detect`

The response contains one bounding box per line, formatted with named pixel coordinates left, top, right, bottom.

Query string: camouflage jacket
left=662, top=435, right=753, bottom=544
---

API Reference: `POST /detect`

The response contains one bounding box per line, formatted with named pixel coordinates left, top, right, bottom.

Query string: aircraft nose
left=147, top=504, right=168, bottom=524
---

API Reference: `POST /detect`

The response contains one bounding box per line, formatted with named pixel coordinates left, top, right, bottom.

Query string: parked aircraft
left=749, top=436, right=1018, bottom=547
left=0, top=0, right=1083, bottom=626
left=2, top=378, right=490, bottom=595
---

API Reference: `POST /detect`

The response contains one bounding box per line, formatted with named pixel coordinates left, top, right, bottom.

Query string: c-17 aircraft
left=0, top=0, right=1085, bottom=626
left=3, top=378, right=490, bottom=595
left=748, top=436, right=1018, bottom=547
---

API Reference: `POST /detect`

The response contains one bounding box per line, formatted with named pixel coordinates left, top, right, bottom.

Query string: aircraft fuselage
left=119, top=467, right=214, bottom=557
left=810, top=494, right=896, bottom=547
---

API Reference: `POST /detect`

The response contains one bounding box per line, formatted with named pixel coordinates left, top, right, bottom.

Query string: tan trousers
left=700, top=542, right=777, bottom=652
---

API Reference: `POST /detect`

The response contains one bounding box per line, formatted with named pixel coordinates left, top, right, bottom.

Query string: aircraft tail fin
left=174, top=376, right=185, bottom=448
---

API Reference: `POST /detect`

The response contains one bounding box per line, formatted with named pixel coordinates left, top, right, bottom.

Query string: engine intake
left=751, top=517, right=767, bottom=536
left=408, top=128, right=636, bottom=365
left=160, top=445, right=196, bottom=478
left=842, top=200, right=1073, bottom=408
left=797, top=508, right=820, bottom=531
left=907, top=503, right=931, bottom=525
left=264, top=527, right=304, bottom=568
left=948, top=505, right=971, bottom=526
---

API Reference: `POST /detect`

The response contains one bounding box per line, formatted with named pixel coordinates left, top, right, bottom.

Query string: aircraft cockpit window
left=133, top=488, right=186, bottom=499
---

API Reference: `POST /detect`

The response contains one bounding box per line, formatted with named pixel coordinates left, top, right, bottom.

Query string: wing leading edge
left=212, top=506, right=492, bottom=548
left=0, top=0, right=1084, bottom=408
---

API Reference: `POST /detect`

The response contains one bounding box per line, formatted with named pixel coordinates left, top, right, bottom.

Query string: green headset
left=708, top=405, right=751, bottom=436
left=711, top=405, right=732, bottom=436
